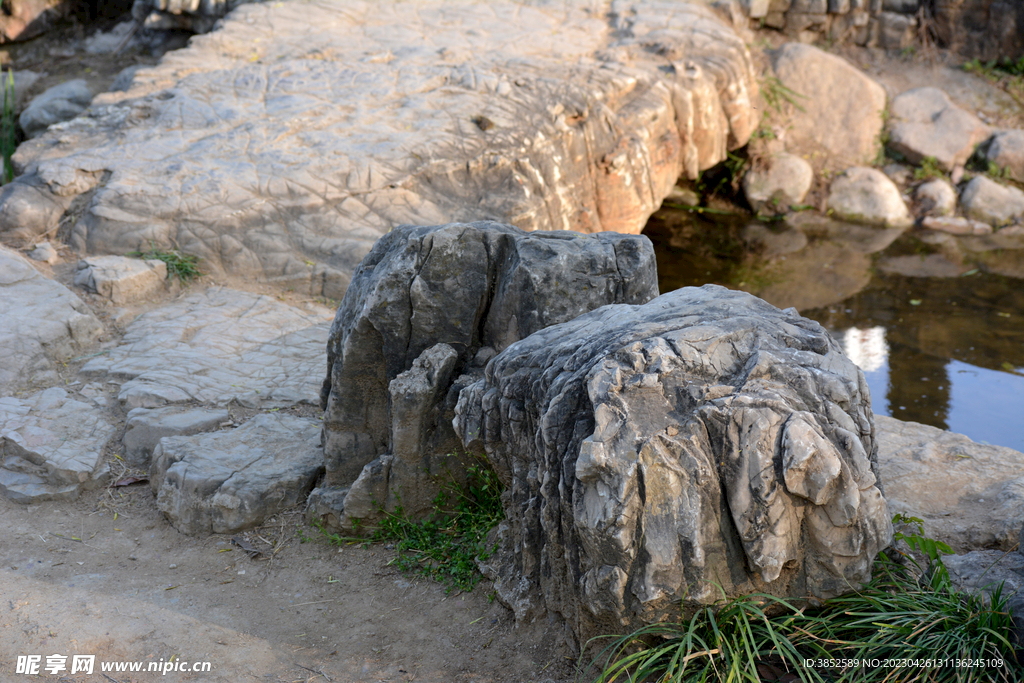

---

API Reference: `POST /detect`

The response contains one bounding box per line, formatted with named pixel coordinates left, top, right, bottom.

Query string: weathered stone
left=27, top=241, right=58, bottom=264
left=944, top=550, right=1024, bottom=649
left=19, top=79, right=93, bottom=139
left=960, top=176, right=1024, bottom=227
left=74, top=255, right=168, bottom=305
left=827, top=166, right=913, bottom=228
left=0, top=388, right=115, bottom=503
left=3, top=0, right=758, bottom=299
left=150, top=413, right=324, bottom=535
left=878, top=12, right=916, bottom=49
left=740, top=0, right=770, bottom=18
left=742, top=152, right=813, bottom=213
left=80, top=287, right=332, bottom=409
left=455, top=285, right=891, bottom=643
left=882, top=0, right=917, bottom=11
left=771, top=43, right=887, bottom=169
left=319, top=221, right=658, bottom=528
left=875, top=415, right=1024, bottom=552
left=882, top=163, right=912, bottom=187
left=986, top=130, right=1024, bottom=182
left=915, top=178, right=957, bottom=217
left=888, top=88, right=992, bottom=172
left=0, top=175, right=74, bottom=246
left=123, top=406, right=230, bottom=468
left=933, top=0, right=1024, bottom=63
left=0, top=245, right=103, bottom=394
left=828, top=0, right=850, bottom=12
left=921, top=215, right=992, bottom=235
left=0, top=0, right=72, bottom=43
left=132, top=0, right=249, bottom=33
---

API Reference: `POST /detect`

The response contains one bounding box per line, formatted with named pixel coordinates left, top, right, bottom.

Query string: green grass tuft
left=913, top=156, right=945, bottom=181
left=127, top=243, right=201, bottom=281
left=316, top=456, right=504, bottom=593
left=583, top=514, right=1022, bottom=682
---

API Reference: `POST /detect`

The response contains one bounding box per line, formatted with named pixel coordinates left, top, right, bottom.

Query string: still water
left=644, top=206, right=1024, bottom=451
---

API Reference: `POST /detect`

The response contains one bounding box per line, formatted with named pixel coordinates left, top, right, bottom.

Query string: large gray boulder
left=317, top=221, right=658, bottom=528
left=150, top=413, right=324, bottom=535
left=0, top=0, right=758, bottom=299
left=455, top=285, right=891, bottom=644
left=0, top=245, right=103, bottom=394
left=771, top=43, right=887, bottom=169
left=887, top=87, right=992, bottom=172
left=0, top=388, right=115, bottom=503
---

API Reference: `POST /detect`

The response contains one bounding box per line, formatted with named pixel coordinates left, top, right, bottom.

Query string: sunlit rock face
left=0, top=0, right=757, bottom=299
left=455, top=285, right=892, bottom=646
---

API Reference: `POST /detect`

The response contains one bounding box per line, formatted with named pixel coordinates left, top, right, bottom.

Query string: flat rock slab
left=0, top=0, right=757, bottom=298
left=80, top=287, right=332, bottom=409
left=123, top=405, right=230, bottom=467
left=0, top=245, right=103, bottom=394
left=73, top=254, right=168, bottom=304
left=0, top=388, right=115, bottom=503
left=875, top=415, right=1024, bottom=552
left=150, top=413, right=324, bottom=535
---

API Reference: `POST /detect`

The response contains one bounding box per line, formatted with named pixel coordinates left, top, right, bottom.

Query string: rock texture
left=455, top=285, right=891, bottom=643
left=771, top=43, right=887, bottom=170
left=944, top=549, right=1024, bottom=649
left=0, top=388, right=115, bottom=503
left=875, top=415, right=1024, bottom=552
left=0, top=245, right=103, bottom=394
left=0, top=0, right=759, bottom=299
left=19, top=79, right=93, bottom=139
left=74, top=255, right=168, bottom=305
left=827, top=167, right=912, bottom=228
left=960, top=176, right=1024, bottom=227
left=123, top=406, right=230, bottom=467
left=742, top=152, right=813, bottom=212
left=150, top=413, right=324, bottom=535
left=914, top=178, right=957, bottom=217
left=887, top=88, right=992, bottom=172
left=987, top=130, right=1024, bottom=182
left=80, top=287, right=332, bottom=409
left=318, top=221, right=658, bottom=528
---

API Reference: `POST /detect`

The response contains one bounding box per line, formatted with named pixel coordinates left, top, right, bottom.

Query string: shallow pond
left=645, top=205, right=1024, bottom=451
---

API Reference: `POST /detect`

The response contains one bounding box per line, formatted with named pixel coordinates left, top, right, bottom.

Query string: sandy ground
left=0, top=489, right=575, bottom=683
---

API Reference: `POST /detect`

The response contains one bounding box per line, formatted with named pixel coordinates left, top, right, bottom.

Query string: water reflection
left=644, top=206, right=1024, bottom=450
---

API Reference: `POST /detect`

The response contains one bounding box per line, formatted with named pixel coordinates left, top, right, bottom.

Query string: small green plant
left=760, top=76, right=807, bottom=114
left=987, top=160, right=1013, bottom=182
left=127, top=242, right=201, bottom=281
left=584, top=514, right=1021, bottom=683
left=316, top=455, right=504, bottom=593
left=913, top=155, right=945, bottom=181
left=2, top=70, right=15, bottom=185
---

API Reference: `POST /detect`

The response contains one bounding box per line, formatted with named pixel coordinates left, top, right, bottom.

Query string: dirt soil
left=1, top=9, right=1019, bottom=683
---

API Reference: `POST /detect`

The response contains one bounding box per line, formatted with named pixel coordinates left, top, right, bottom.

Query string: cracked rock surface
left=318, top=221, right=658, bottom=527
left=0, top=244, right=103, bottom=394
left=455, top=285, right=891, bottom=645
left=0, top=0, right=757, bottom=298
left=150, top=413, right=324, bottom=535
left=0, top=388, right=115, bottom=502
left=80, top=287, right=333, bottom=409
